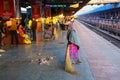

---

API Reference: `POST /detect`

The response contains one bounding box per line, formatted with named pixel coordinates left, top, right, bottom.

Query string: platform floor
left=74, top=20, right=120, bottom=80
left=0, top=20, right=120, bottom=80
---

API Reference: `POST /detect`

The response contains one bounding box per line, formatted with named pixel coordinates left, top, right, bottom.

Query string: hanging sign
left=0, top=0, right=14, bottom=18
left=44, top=7, right=51, bottom=18
left=45, top=4, right=66, bottom=8
left=32, top=5, right=41, bottom=18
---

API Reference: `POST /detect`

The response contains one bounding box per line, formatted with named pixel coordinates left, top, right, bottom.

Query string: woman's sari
left=65, top=29, right=80, bottom=74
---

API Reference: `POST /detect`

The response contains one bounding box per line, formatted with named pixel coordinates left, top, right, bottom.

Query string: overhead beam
left=88, top=0, right=120, bottom=5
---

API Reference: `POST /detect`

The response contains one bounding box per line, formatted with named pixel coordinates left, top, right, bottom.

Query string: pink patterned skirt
left=69, top=43, right=79, bottom=63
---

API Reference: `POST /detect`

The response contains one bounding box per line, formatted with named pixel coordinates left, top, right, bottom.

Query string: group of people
left=27, top=18, right=43, bottom=41
left=0, top=16, right=33, bottom=52
left=0, top=16, right=21, bottom=52
left=0, top=16, right=82, bottom=74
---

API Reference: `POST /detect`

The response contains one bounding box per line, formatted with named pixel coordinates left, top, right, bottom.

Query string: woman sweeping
left=65, top=23, right=81, bottom=74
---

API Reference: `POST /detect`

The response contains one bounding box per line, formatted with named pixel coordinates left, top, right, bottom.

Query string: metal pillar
left=40, top=1, right=45, bottom=39
left=13, top=0, right=21, bottom=18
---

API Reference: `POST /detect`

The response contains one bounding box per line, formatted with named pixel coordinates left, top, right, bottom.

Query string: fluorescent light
left=21, top=7, right=27, bottom=13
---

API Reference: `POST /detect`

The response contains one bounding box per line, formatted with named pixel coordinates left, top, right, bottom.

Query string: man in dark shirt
left=31, top=18, right=37, bottom=41
left=0, top=17, right=5, bottom=52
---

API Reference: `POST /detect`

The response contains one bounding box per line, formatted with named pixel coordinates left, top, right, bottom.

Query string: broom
left=65, top=45, right=78, bottom=74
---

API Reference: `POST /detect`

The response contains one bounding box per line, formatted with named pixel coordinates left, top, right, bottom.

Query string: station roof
left=20, top=0, right=90, bottom=16
left=81, top=3, right=120, bottom=15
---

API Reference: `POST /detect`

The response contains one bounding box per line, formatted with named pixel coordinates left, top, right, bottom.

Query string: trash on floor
left=38, top=55, right=55, bottom=65
left=29, top=53, right=55, bottom=66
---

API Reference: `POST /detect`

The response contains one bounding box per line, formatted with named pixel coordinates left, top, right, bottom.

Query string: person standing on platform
left=9, top=17, right=19, bottom=45
left=31, top=18, right=37, bottom=41
left=27, top=18, right=32, bottom=40
left=36, top=19, right=43, bottom=42
left=54, top=20, right=59, bottom=40
left=0, top=17, right=6, bottom=52
left=65, top=23, right=81, bottom=74
left=59, top=19, right=66, bottom=43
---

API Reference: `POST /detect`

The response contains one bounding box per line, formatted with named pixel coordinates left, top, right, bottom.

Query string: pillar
left=14, top=0, right=21, bottom=18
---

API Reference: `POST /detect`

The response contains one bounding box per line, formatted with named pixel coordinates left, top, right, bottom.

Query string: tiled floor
left=0, top=30, right=93, bottom=80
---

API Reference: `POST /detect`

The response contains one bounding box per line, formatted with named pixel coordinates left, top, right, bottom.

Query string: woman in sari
left=65, top=23, right=81, bottom=74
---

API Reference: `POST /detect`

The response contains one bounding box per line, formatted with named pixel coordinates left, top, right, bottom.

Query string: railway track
left=77, top=19, right=120, bottom=48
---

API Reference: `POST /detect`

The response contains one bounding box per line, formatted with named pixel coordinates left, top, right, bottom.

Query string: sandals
left=72, top=59, right=82, bottom=64
left=75, top=59, right=82, bottom=64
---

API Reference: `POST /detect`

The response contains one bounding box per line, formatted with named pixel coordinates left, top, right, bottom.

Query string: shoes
left=0, top=49, right=6, bottom=52
left=76, top=59, right=82, bottom=64
left=72, top=60, right=82, bottom=64
left=72, top=62, right=76, bottom=64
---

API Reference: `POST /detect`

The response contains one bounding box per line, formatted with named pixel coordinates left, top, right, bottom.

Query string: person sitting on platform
left=18, top=24, right=31, bottom=45
left=44, top=24, right=54, bottom=39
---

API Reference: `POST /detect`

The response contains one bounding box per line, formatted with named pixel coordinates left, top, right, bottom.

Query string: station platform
left=0, top=20, right=120, bottom=80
